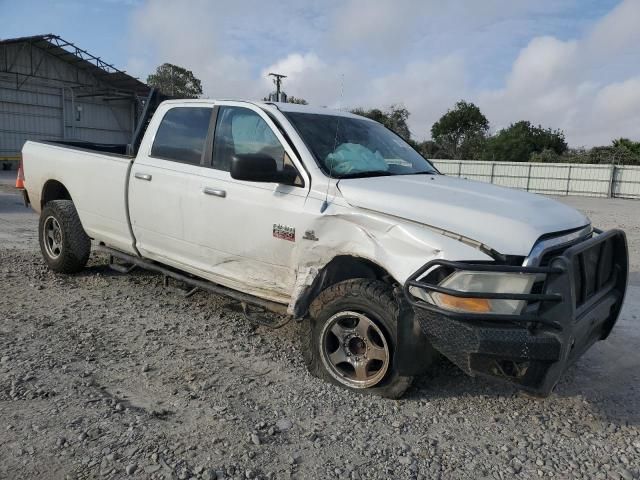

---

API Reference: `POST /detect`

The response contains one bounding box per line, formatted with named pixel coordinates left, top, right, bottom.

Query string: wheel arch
left=41, top=179, right=72, bottom=209
left=292, top=255, right=399, bottom=318
left=293, top=255, right=436, bottom=378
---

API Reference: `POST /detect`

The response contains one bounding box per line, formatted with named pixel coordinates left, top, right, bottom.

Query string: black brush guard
left=402, top=229, right=628, bottom=396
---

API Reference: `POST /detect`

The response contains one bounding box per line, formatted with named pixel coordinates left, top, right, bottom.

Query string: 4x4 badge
left=273, top=224, right=295, bottom=242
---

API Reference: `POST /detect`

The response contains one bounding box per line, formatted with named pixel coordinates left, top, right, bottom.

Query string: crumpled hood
left=337, top=174, right=589, bottom=256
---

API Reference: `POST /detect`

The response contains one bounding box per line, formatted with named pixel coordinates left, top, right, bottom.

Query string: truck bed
left=45, top=140, right=132, bottom=157
left=22, top=140, right=137, bottom=254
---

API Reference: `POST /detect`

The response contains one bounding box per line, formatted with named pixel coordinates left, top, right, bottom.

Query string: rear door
left=128, top=104, right=215, bottom=267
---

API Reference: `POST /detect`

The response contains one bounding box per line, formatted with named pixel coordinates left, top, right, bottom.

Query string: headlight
left=411, top=271, right=536, bottom=315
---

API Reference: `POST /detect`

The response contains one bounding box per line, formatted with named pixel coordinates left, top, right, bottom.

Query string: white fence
left=431, top=160, right=640, bottom=199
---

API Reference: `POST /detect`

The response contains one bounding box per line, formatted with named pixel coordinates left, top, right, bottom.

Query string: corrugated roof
left=0, top=34, right=151, bottom=96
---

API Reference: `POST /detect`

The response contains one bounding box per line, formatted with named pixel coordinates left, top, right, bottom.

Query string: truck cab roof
left=158, top=98, right=369, bottom=120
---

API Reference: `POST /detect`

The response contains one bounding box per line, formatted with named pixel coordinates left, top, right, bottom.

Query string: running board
left=95, top=245, right=289, bottom=316
left=108, top=255, right=137, bottom=274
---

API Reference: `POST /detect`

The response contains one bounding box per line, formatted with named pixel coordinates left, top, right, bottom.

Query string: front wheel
left=38, top=200, right=90, bottom=273
left=302, top=279, right=413, bottom=398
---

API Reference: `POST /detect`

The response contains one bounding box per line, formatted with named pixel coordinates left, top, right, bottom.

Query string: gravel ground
left=1, top=172, right=639, bottom=480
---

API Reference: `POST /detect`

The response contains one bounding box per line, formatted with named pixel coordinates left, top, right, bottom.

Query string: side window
left=212, top=106, right=285, bottom=172
left=151, top=107, right=212, bottom=164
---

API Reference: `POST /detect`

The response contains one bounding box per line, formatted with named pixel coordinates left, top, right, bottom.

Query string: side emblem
left=273, top=224, right=295, bottom=242
left=302, top=230, right=319, bottom=241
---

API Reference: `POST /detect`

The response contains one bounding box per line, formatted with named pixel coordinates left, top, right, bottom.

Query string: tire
left=302, top=279, right=413, bottom=398
left=38, top=200, right=90, bottom=273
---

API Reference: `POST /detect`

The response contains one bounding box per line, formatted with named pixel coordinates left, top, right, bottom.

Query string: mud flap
left=21, top=189, right=30, bottom=207
left=394, top=286, right=435, bottom=376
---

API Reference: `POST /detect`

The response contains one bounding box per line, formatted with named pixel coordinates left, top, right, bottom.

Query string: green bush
left=530, top=148, right=562, bottom=163
left=481, top=121, right=567, bottom=163
left=531, top=145, right=640, bottom=165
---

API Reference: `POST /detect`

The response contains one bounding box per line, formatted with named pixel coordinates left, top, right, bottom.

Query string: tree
left=529, top=148, right=562, bottom=163
left=533, top=144, right=640, bottom=166
left=581, top=144, right=640, bottom=165
left=287, top=96, right=308, bottom=105
left=612, top=138, right=640, bottom=157
left=147, top=63, right=203, bottom=98
left=481, top=121, right=567, bottom=162
left=261, top=95, right=308, bottom=104
left=351, top=104, right=411, bottom=141
left=415, top=140, right=450, bottom=159
left=431, top=100, right=489, bottom=159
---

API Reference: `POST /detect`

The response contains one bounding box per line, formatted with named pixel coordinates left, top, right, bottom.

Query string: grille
left=527, top=230, right=592, bottom=310
left=529, top=232, right=615, bottom=309
left=527, top=241, right=579, bottom=310
left=572, top=237, right=614, bottom=306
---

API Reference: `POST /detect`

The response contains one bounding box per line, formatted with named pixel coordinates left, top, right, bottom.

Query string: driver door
left=183, top=104, right=311, bottom=303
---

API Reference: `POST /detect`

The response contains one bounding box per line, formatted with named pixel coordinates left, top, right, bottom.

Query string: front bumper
left=403, top=229, right=628, bottom=396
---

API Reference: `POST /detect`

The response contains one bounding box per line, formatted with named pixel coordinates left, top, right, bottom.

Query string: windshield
left=284, top=112, right=438, bottom=178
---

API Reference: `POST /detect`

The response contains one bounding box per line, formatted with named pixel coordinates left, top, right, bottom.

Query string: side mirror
left=230, top=153, right=298, bottom=185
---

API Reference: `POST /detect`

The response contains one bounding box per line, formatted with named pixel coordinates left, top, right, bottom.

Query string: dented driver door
left=182, top=103, right=311, bottom=303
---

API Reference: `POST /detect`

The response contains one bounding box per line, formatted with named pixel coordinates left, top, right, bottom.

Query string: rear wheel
left=302, top=279, right=413, bottom=398
left=39, top=200, right=90, bottom=273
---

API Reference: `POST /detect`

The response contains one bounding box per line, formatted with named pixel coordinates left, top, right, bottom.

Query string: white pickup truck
left=20, top=99, right=628, bottom=398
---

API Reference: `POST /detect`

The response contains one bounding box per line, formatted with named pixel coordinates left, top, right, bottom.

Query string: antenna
left=320, top=73, right=345, bottom=213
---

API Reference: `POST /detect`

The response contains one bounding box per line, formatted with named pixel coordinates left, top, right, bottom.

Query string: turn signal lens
left=432, top=293, right=492, bottom=313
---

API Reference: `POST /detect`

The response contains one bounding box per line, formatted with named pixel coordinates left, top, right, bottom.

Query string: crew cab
left=20, top=99, right=628, bottom=398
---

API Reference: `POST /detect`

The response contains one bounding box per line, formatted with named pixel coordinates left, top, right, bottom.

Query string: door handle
left=134, top=172, right=152, bottom=181
left=203, top=187, right=226, bottom=198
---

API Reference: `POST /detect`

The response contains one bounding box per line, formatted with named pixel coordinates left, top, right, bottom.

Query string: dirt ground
left=1, top=171, right=639, bottom=480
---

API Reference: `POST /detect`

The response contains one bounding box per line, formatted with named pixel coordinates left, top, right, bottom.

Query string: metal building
left=0, top=34, right=151, bottom=169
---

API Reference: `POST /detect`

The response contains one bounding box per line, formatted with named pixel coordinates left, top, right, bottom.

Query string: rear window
left=151, top=107, right=212, bottom=164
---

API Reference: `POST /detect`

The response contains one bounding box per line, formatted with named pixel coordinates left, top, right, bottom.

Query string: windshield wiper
left=338, top=170, right=393, bottom=179
left=399, top=170, right=437, bottom=175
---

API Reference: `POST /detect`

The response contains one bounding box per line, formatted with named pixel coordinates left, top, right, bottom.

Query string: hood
left=337, top=174, right=589, bottom=256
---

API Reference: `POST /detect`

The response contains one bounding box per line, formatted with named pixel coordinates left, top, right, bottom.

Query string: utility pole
left=268, top=73, right=287, bottom=102
left=269, top=73, right=286, bottom=96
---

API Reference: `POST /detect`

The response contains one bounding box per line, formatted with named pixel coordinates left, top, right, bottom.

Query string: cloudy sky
left=2, top=0, right=639, bottom=146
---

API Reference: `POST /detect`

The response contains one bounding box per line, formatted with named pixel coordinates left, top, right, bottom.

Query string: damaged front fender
left=288, top=200, right=493, bottom=317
